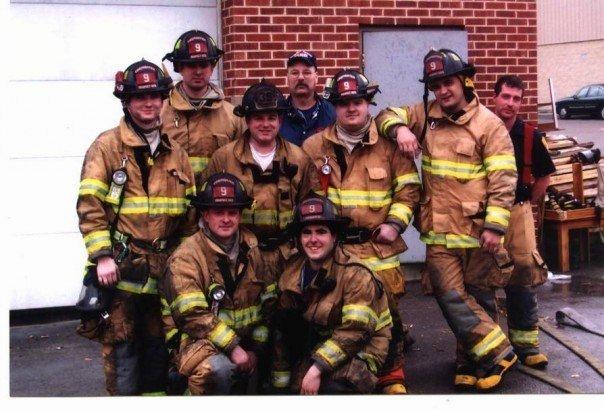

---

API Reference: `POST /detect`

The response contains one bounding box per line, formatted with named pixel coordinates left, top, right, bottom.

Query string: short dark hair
left=494, top=75, right=525, bottom=96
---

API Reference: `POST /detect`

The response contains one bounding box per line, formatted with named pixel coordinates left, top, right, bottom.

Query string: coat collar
left=427, top=93, right=480, bottom=125
left=167, top=81, right=225, bottom=112
left=118, top=117, right=173, bottom=151
left=233, top=131, right=292, bottom=166
left=323, top=118, right=379, bottom=148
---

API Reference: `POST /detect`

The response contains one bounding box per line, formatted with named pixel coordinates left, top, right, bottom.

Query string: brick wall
left=221, top=0, right=538, bottom=120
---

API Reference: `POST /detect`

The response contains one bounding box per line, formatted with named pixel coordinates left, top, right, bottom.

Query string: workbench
left=543, top=207, right=604, bottom=272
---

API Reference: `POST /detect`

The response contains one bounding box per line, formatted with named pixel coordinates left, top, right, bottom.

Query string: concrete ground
left=10, top=276, right=603, bottom=397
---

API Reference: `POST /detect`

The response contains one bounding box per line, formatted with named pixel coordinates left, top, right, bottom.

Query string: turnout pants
left=426, top=245, right=513, bottom=373
left=177, top=339, right=254, bottom=395
left=504, top=203, right=548, bottom=355
left=100, top=291, right=168, bottom=395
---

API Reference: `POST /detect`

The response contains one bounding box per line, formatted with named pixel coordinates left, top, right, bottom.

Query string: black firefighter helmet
left=233, top=79, right=289, bottom=117
left=288, top=195, right=350, bottom=236
left=191, top=172, right=253, bottom=210
left=163, top=30, right=223, bottom=71
left=323, top=69, right=380, bottom=105
left=113, top=59, right=173, bottom=100
left=420, top=48, right=476, bottom=86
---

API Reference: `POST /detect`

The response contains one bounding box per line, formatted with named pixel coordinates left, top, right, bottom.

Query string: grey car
left=556, top=84, right=604, bottom=120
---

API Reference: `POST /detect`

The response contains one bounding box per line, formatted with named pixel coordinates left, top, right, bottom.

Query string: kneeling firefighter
left=271, top=195, right=392, bottom=394
left=162, top=172, right=278, bottom=395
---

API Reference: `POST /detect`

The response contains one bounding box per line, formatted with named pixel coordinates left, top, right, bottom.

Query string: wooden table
left=544, top=207, right=604, bottom=272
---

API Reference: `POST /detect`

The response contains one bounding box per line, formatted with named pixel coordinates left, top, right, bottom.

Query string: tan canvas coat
left=376, top=96, right=517, bottom=248
left=76, top=117, right=197, bottom=292
left=302, top=120, right=420, bottom=295
left=162, top=228, right=278, bottom=355
left=271, top=246, right=392, bottom=391
left=161, top=82, right=246, bottom=182
left=201, top=132, right=320, bottom=239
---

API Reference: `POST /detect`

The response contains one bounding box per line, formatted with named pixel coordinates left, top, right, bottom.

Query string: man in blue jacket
left=280, top=50, right=336, bottom=146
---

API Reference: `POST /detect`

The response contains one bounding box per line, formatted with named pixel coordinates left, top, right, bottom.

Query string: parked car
left=556, top=84, right=604, bottom=120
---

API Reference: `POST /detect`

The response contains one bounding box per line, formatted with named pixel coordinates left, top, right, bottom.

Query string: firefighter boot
left=382, top=383, right=407, bottom=394
left=475, top=352, right=517, bottom=391
left=454, top=364, right=477, bottom=390
left=520, top=352, right=548, bottom=369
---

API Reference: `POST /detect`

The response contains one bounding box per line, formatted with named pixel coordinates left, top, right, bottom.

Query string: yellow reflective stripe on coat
left=170, top=291, right=209, bottom=314
left=83, top=230, right=111, bottom=255
left=218, top=305, right=262, bottom=329
left=376, top=309, right=393, bottom=331
left=420, top=231, right=481, bottom=249
left=361, top=255, right=400, bottom=272
left=189, top=156, right=209, bottom=173
left=393, top=172, right=421, bottom=192
left=78, top=178, right=109, bottom=201
left=484, top=154, right=516, bottom=173
left=485, top=205, right=511, bottom=227
left=160, top=297, right=171, bottom=316
left=185, top=185, right=196, bottom=198
left=389, top=203, right=413, bottom=225
left=242, top=208, right=292, bottom=229
left=252, top=325, right=269, bottom=344
left=271, top=371, right=291, bottom=388
left=357, top=352, right=379, bottom=374
left=342, top=304, right=378, bottom=327
left=509, top=328, right=539, bottom=346
left=113, top=196, right=188, bottom=215
left=115, top=277, right=158, bottom=295
left=470, top=326, right=507, bottom=360
left=260, top=283, right=278, bottom=303
left=327, top=187, right=392, bottom=208
left=422, top=156, right=486, bottom=180
left=165, top=328, right=179, bottom=343
left=209, top=322, right=237, bottom=349
left=315, top=339, right=347, bottom=368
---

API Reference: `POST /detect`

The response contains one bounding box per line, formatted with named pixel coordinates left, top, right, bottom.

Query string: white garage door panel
left=10, top=3, right=218, bottom=81
left=8, top=157, right=82, bottom=235
left=10, top=233, right=88, bottom=310
left=7, top=81, right=120, bottom=158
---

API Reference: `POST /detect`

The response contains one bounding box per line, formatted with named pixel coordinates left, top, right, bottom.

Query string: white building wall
left=8, top=0, right=219, bottom=310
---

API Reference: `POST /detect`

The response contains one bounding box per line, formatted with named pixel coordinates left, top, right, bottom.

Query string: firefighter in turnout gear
left=162, top=30, right=246, bottom=184
left=271, top=195, right=392, bottom=394
left=492, top=75, right=555, bottom=369
left=162, top=173, right=278, bottom=395
left=76, top=59, right=197, bottom=395
left=376, top=49, right=518, bottom=391
left=302, top=69, right=420, bottom=394
left=201, top=80, right=319, bottom=256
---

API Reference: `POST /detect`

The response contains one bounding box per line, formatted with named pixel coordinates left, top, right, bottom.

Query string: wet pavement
left=10, top=277, right=603, bottom=397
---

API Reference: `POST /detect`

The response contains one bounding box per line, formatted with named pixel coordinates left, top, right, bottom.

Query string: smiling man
left=161, top=30, right=245, bottom=184
left=76, top=59, right=197, bottom=395
left=201, top=80, right=318, bottom=254
left=302, top=69, right=420, bottom=394
left=271, top=195, right=392, bottom=395
left=376, top=49, right=518, bottom=391
left=492, top=75, right=555, bottom=369
left=280, top=51, right=335, bottom=146
left=162, top=173, right=277, bottom=395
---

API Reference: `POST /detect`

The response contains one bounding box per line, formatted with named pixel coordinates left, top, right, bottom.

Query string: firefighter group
left=75, top=29, right=556, bottom=395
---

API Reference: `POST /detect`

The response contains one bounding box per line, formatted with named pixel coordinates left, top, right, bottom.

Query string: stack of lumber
left=545, top=134, right=600, bottom=207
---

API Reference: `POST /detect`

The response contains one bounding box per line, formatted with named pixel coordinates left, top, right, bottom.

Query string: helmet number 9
left=194, top=43, right=202, bottom=52
left=309, top=204, right=316, bottom=213
left=429, top=62, right=437, bottom=71
left=220, top=186, right=228, bottom=197
left=142, top=73, right=150, bottom=83
left=342, top=81, right=350, bottom=90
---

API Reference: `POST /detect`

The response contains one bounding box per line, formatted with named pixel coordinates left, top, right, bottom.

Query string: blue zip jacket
left=280, top=94, right=336, bottom=146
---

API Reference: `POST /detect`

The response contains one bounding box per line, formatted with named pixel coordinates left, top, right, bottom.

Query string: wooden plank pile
left=544, top=134, right=601, bottom=212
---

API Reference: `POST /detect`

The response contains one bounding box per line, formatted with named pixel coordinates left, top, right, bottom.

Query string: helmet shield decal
left=212, top=178, right=236, bottom=204
left=134, top=66, right=158, bottom=89
left=336, top=74, right=358, bottom=97
left=254, top=88, right=279, bottom=110
left=300, top=202, right=324, bottom=220
left=425, top=55, right=445, bottom=78
left=187, top=36, right=209, bottom=59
